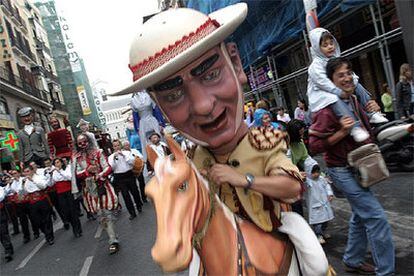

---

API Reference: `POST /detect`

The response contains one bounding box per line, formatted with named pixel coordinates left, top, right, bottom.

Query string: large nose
left=185, top=82, right=215, bottom=116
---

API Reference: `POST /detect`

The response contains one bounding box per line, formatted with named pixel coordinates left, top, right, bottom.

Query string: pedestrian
left=108, top=139, right=142, bottom=220
left=16, top=107, right=50, bottom=169
left=309, top=57, right=395, bottom=275
left=20, top=166, right=55, bottom=245
left=0, top=183, right=14, bottom=262
left=276, top=107, right=291, bottom=123
left=123, top=141, right=147, bottom=204
left=286, top=119, right=308, bottom=216
left=294, top=99, right=306, bottom=121
left=253, top=108, right=282, bottom=130
left=74, top=134, right=120, bottom=254
left=51, top=158, right=82, bottom=237
left=395, top=63, right=413, bottom=118
left=307, top=28, right=387, bottom=143
left=380, top=83, right=395, bottom=121
left=7, top=169, right=32, bottom=244
left=147, top=132, right=170, bottom=159
left=303, top=157, right=334, bottom=245
left=114, top=3, right=330, bottom=274
left=42, top=158, right=64, bottom=224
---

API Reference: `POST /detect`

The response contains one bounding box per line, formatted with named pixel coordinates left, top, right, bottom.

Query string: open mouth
left=200, top=109, right=227, bottom=133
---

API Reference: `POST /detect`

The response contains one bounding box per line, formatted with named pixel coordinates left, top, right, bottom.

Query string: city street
left=1, top=171, right=413, bottom=275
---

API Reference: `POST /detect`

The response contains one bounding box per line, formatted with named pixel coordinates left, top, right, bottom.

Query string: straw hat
left=112, top=3, right=247, bottom=96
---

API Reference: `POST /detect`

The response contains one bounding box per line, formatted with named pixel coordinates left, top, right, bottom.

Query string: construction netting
left=187, top=0, right=375, bottom=67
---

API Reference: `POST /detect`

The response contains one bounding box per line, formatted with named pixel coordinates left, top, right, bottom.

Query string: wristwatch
left=245, top=173, right=255, bottom=190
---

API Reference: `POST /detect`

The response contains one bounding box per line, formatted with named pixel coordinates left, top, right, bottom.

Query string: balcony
left=0, top=0, right=12, bottom=16
left=11, top=38, right=36, bottom=65
left=0, top=66, right=47, bottom=102
left=44, top=69, right=58, bottom=83
left=52, top=100, right=66, bottom=112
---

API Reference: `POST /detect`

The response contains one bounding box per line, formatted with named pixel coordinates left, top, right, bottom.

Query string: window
left=0, top=97, right=9, bottom=115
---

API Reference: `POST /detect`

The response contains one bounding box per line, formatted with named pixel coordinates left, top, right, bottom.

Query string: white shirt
left=277, top=113, right=291, bottom=123
left=21, top=174, right=49, bottom=194
left=51, top=166, right=72, bottom=184
left=150, top=142, right=169, bottom=158
left=108, top=150, right=135, bottom=174
left=0, top=186, right=8, bottom=202
left=35, top=168, right=53, bottom=187
left=9, top=178, right=23, bottom=194
left=24, top=124, right=34, bottom=135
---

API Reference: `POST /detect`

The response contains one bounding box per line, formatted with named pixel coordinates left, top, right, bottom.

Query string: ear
left=225, top=42, right=247, bottom=84
left=146, top=144, right=158, bottom=169
left=165, top=136, right=185, bottom=161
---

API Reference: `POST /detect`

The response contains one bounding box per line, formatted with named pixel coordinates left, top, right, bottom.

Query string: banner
left=77, top=85, right=92, bottom=115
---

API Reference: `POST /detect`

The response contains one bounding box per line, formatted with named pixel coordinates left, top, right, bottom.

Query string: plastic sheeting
left=187, top=0, right=375, bottom=67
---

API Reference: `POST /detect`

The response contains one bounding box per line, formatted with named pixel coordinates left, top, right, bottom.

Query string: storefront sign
left=0, top=131, right=19, bottom=152
left=77, top=85, right=92, bottom=115
left=0, top=119, right=15, bottom=129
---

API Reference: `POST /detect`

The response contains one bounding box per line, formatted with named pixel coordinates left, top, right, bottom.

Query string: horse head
left=145, top=136, right=210, bottom=272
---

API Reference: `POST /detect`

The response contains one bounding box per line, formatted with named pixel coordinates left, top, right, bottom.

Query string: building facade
left=0, top=0, right=68, bottom=169
left=188, top=0, right=408, bottom=118
left=101, top=95, right=131, bottom=141
left=34, top=0, right=101, bottom=131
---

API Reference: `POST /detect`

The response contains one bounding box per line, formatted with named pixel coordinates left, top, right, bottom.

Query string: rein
left=192, top=186, right=216, bottom=251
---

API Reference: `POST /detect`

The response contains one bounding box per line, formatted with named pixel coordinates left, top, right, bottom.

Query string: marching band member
left=19, top=166, right=55, bottom=245
left=0, top=182, right=13, bottom=262
left=51, top=158, right=82, bottom=237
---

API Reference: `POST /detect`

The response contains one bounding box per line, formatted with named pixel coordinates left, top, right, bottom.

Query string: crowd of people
left=0, top=108, right=167, bottom=261
left=1, top=3, right=413, bottom=275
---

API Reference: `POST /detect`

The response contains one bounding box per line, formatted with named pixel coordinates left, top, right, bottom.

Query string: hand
left=328, top=195, right=334, bottom=202
left=365, top=100, right=380, bottom=113
left=300, top=171, right=307, bottom=180
left=204, top=164, right=246, bottom=188
left=339, top=116, right=355, bottom=133
left=20, top=162, right=24, bottom=170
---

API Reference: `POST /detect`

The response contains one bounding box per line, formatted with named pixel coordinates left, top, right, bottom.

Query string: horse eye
left=177, top=181, right=188, bottom=192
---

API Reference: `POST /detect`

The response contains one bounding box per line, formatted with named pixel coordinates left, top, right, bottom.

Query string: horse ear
left=146, top=144, right=158, bottom=169
left=166, top=135, right=185, bottom=161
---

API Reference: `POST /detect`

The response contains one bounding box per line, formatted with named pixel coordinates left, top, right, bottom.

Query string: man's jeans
left=327, top=167, right=395, bottom=276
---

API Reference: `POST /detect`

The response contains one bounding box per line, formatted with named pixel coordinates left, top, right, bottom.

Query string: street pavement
left=1, top=171, right=413, bottom=275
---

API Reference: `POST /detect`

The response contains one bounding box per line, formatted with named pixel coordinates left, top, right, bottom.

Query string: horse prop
left=145, top=136, right=330, bottom=275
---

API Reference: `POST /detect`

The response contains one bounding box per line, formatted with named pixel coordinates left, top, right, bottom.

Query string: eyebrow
left=152, top=53, right=220, bottom=92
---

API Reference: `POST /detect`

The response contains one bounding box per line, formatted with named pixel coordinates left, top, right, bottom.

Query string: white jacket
left=307, top=27, right=358, bottom=112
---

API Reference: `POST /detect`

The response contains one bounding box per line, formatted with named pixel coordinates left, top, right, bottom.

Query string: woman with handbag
left=74, top=134, right=120, bottom=254
left=309, top=57, right=394, bottom=276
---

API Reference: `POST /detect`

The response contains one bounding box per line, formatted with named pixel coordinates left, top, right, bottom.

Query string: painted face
left=150, top=44, right=247, bottom=150
left=320, top=38, right=336, bottom=58
left=50, top=118, right=60, bottom=130
left=77, top=135, right=89, bottom=150
left=21, top=114, right=33, bottom=125
left=331, top=63, right=355, bottom=95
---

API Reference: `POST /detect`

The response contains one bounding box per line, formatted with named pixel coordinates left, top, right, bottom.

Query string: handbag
left=347, top=143, right=389, bottom=187
left=132, top=156, right=144, bottom=176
